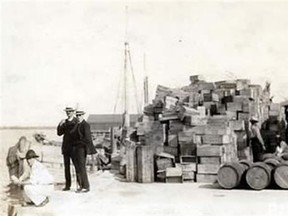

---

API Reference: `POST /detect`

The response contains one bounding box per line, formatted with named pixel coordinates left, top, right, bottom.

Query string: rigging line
left=127, top=47, right=142, bottom=114
left=113, top=67, right=124, bottom=114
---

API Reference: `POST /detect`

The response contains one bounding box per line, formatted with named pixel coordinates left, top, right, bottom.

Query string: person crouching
left=15, top=150, right=54, bottom=207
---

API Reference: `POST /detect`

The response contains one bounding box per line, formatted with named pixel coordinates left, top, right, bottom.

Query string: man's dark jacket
left=57, top=117, right=78, bottom=155
left=70, top=120, right=96, bottom=155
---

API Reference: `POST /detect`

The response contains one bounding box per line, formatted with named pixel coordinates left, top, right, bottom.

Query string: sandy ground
left=2, top=129, right=288, bottom=216
left=8, top=170, right=288, bottom=216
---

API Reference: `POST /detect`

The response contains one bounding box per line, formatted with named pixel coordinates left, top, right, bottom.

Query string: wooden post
left=137, top=145, right=154, bottom=183
left=126, top=142, right=137, bottom=182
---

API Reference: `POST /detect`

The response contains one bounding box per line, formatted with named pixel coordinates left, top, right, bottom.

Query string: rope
left=127, top=45, right=142, bottom=114
left=113, top=68, right=124, bottom=114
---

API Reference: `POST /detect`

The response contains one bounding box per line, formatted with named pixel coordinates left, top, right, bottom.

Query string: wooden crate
left=225, top=111, right=237, bottom=120
left=178, top=131, right=194, bottom=144
left=226, top=102, right=243, bottom=112
left=181, top=163, right=197, bottom=172
left=168, top=135, right=178, bottom=147
left=199, top=156, right=222, bottom=165
left=197, top=145, right=224, bottom=157
left=204, top=125, right=231, bottom=135
left=193, top=134, right=202, bottom=145
left=182, top=171, right=195, bottom=180
left=126, top=144, right=137, bottom=182
left=136, top=145, right=154, bottom=183
left=189, top=126, right=206, bottom=135
left=196, top=174, right=218, bottom=183
left=156, top=157, right=174, bottom=171
left=229, top=120, right=245, bottom=131
left=166, top=167, right=182, bottom=177
left=180, top=156, right=196, bottom=164
left=197, top=164, right=220, bottom=174
left=179, top=143, right=196, bottom=156
left=164, top=146, right=178, bottom=156
left=202, top=134, right=231, bottom=144
left=237, top=112, right=250, bottom=121
left=208, top=115, right=229, bottom=124
left=166, top=176, right=183, bottom=183
left=190, top=115, right=208, bottom=126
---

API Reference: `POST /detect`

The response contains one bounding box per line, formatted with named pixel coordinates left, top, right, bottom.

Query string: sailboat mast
left=124, top=42, right=130, bottom=128
left=143, top=54, right=149, bottom=106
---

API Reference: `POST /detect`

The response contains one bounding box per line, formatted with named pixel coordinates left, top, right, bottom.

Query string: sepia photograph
left=1, top=0, right=288, bottom=215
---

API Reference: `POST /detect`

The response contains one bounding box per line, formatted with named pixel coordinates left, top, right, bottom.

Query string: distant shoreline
left=0, top=126, right=56, bottom=130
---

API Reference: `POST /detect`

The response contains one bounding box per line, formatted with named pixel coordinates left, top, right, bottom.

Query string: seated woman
left=14, top=150, right=54, bottom=207
left=6, top=136, right=30, bottom=183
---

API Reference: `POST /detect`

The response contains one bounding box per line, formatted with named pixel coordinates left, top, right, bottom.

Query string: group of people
left=249, top=116, right=288, bottom=162
left=57, top=107, right=96, bottom=193
left=6, top=106, right=106, bottom=207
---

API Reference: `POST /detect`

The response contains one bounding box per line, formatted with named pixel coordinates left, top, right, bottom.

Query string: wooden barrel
left=264, top=158, right=280, bottom=168
left=239, top=160, right=253, bottom=170
left=217, top=162, right=246, bottom=189
left=246, top=162, right=272, bottom=190
left=274, top=161, right=288, bottom=189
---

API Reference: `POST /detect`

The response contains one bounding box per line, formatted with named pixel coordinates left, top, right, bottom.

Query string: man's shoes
left=36, top=197, right=49, bottom=207
left=81, top=188, right=90, bottom=193
left=75, top=188, right=83, bottom=193
left=76, top=188, right=89, bottom=193
left=62, top=187, right=70, bottom=191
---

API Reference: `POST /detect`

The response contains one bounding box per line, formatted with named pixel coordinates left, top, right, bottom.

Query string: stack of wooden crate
left=180, top=156, right=197, bottom=182
left=195, top=116, right=238, bottom=183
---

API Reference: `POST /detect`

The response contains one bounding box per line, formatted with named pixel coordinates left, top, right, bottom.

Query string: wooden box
left=229, top=120, right=245, bottom=131
left=126, top=145, right=137, bottom=182
left=166, top=167, right=182, bottom=177
left=225, top=111, right=237, bottom=120
left=179, top=143, right=196, bottom=156
left=193, top=134, right=202, bottom=145
left=166, top=176, right=183, bottom=183
left=196, top=174, right=218, bottom=183
left=156, top=158, right=174, bottom=171
left=180, top=156, right=196, bottom=164
left=237, top=112, right=250, bottom=121
left=202, top=134, right=231, bottom=144
left=226, top=102, right=243, bottom=112
left=168, top=135, right=178, bottom=147
left=178, top=131, right=194, bottom=144
left=199, top=156, right=222, bottom=165
left=136, top=146, right=154, bottom=183
left=197, top=145, right=224, bottom=157
left=204, top=125, right=231, bottom=135
left=182, top=171, right=195, bottom=180
left=181, top=163, right=197, bottom=172
left=197, top=164, right=220, bottom=174
left=164, top=146, right=178, bottom=156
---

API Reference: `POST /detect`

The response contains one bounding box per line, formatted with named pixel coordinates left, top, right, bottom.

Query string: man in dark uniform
left=57, top=107, right=78, bottom=191
left=70, top=110, right=96, bottom=193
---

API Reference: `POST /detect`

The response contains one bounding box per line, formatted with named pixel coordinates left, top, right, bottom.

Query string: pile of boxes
left=130, top=76, right=283, bottom=183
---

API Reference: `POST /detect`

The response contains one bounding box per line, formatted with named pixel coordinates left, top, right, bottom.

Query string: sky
left=1, top=0, right=288, bottom=126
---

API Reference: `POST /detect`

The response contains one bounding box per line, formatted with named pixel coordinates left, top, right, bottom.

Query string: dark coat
left=57, top=117, right=78, bottom=155
left=70, top=120, right=96, bottom=155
